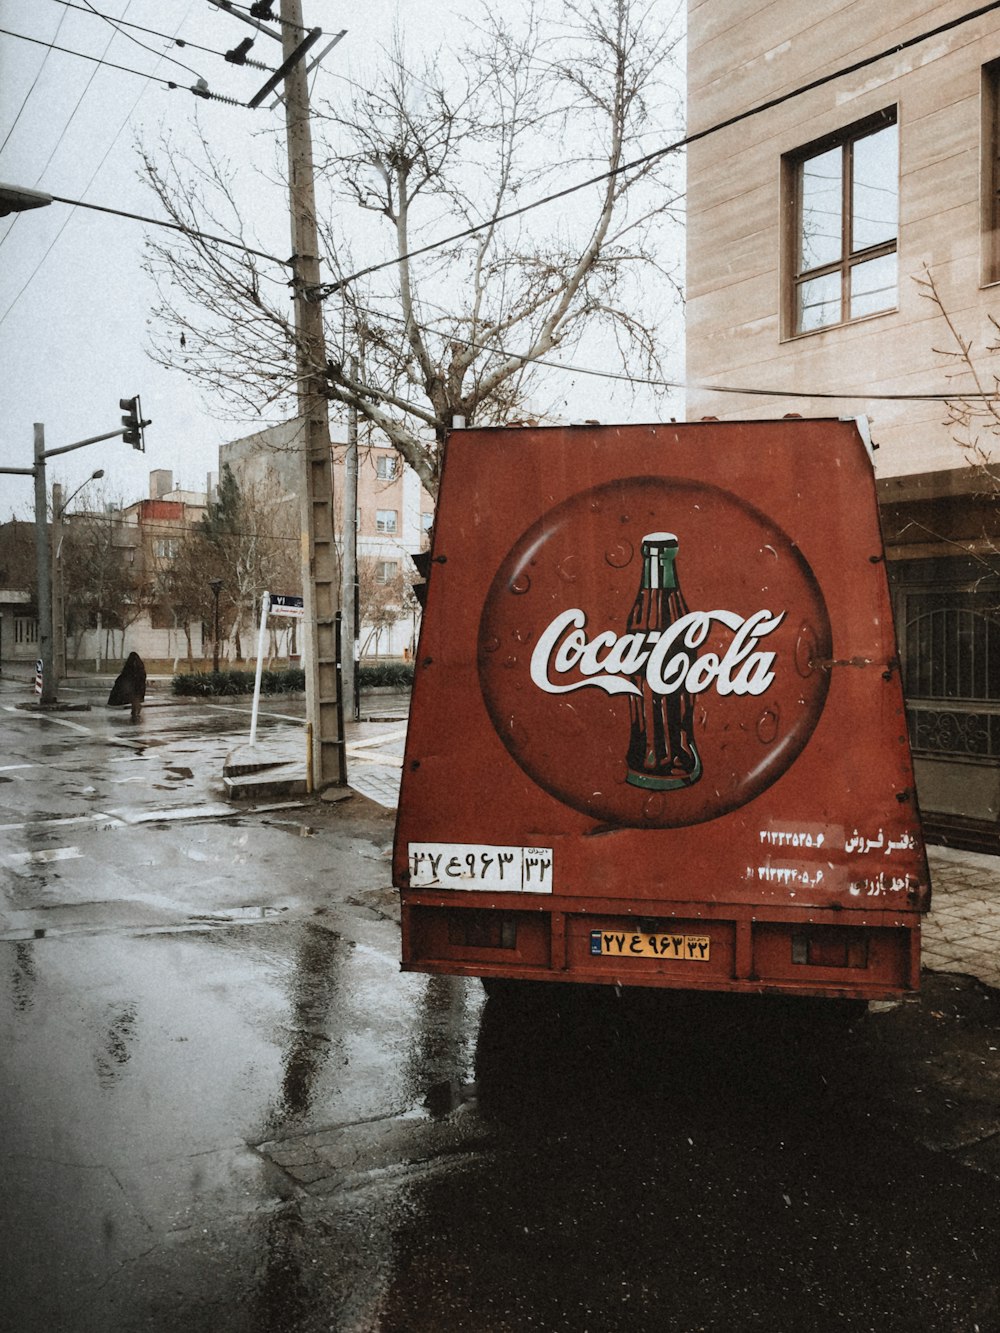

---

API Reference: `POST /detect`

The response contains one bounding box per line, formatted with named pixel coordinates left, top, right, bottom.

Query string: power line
left=348, top=305, right=1000, bottom=403
left=316, top=0, right=1000, bottom=299
left=48, top=192, right=290, bottom=264
left=0, top=25, right=241, bottom=103
left=22, top=0, right=139, bottom=196
left=47, top=0, right=275, bottom=71
left=0, top=7, right=69, bottom=155
left=0, top=2, right=263, bottom=328
left=77, top=0, right=205, bottom=81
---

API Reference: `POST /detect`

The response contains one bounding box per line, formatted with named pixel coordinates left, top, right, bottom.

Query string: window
left=376, top=455, right=398, bottom=480
left=14, top=617, right=37, bottom=646
left=898, top=578, right=1000, bottom=761
left=376, top=560, right=399, bottom=585
left=153, top=537, right=178, bottom=560
left=376, top=509, right=398, bottom=534
left=983, top=63, right=1000, bottom=283
left=421, top=511, right=433, bottom=532
left=786, top=111, right=898, bottom=334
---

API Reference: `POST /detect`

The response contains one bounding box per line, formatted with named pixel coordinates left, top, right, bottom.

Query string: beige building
left=221, top=419, right=434, bottom=660
left=686, top=1, right=1000, bottom=848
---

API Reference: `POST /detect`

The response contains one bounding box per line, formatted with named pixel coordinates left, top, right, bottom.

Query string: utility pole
left=342, top=358, right=359, bottom=720
left=281, top=0, right=346, bottom=789
left=52, top=482, right=66, bottom=683
left=1, top=414, right=146, bottom=706
left=33, top=426, right=55, bottom=705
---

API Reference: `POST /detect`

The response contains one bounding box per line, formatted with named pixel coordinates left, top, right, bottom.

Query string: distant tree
left=356, top=555, right=409, bottom=657
left=141, top=0, right=684, bottom=496
left=162, top=465, right=301, bottom=665
left=62, top=504, right=149, bottom=667
left=0, top=520, right=37, bottom=598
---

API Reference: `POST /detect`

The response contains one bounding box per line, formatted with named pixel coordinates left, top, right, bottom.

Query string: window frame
left=783, top=108, right=898, bottom=337
left=375, top=508, right=398, bottom=534
left=982, top=61, right=1000, bottom=285
left=375, top=454, right=398, bottom=481
left=14, top=616, right=38, bottom=646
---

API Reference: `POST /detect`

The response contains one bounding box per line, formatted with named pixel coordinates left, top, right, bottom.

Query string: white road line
left=0, top=764, right=34, bottom=772
left=107, top=802, right=237, bottom=825
left=0, top=813, right=125, bottom=832
left=0, top=707, right=95, bottom=736
left=347, top=729, right=409, bottom=750
left=346, top=751, right=405, bottom=769
left=205, top=703, right=305, bottom=724
left=8, top=846, right=83, bottom=865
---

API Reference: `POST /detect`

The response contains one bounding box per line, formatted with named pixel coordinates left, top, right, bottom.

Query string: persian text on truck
left=393, top=419, right=930, bottom=1001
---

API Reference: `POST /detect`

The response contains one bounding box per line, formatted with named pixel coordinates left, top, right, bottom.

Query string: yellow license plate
left=590, top=930, right=711, bottom=962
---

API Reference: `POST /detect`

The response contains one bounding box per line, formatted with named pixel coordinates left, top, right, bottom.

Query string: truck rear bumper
left=400, top=894, right=923, bottom=1000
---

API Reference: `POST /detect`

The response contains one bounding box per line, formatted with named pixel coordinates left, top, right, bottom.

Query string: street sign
left=34, top=659, right=43, bottom=696
left=270, top=594, right=304, bottom=618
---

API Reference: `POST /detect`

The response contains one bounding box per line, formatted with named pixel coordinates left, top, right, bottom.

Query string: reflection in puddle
left=187, top=906, right=289, bottom=923
left=95, top=1000, right=139, bottom=1088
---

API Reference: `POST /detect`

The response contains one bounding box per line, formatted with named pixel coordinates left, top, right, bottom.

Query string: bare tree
left=62, top=505, right=149, bottom=667
left=356, top=555, right=409, bottom=658
left=165, top=465, right=301, bottom=665
left=916, top=265, right=1000, bottom=492
left=141, top=0, right=683, bottom=496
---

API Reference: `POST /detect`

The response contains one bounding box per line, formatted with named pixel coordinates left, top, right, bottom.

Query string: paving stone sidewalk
left=925, top=845, right=1000, bottom=990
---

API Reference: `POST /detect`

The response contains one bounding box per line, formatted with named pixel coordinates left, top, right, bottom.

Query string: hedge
left=172, top=661, right=414, bottom=697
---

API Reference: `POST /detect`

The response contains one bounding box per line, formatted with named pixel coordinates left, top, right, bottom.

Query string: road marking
left=8, top=846, right=83, bottom=865
left=347, top=729, right=409, bottom=751
left=0, top=813, right=126, bottom=832
left=0, top=707, right=95, bottom=736
left=205, top=703, right=305, bottom=724
left=107, top=802, right=238, bottom=825
left=346, top=751, right=405, bottom=769
left=0, top=764, right=34, bottom=772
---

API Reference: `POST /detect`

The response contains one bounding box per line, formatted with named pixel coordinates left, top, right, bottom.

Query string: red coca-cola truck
left=393, top=419, right=930, bottom=1001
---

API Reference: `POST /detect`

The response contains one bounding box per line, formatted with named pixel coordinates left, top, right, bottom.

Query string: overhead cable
left=43, top=191, right=291, bottom=264
left=315, top=0, right=1000, bottom=299
left=0, top=8, right=69, bottom=155
left=0, top=25, right=240, bottom=103
left=47, top=0, right=274, bottom=70
left=341, top=306, right=1000, bottom=403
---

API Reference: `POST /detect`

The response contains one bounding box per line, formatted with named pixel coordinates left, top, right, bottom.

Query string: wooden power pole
left=281, top=0, right=346, bottom=789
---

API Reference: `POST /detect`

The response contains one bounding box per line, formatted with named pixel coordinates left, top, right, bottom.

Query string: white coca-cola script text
left=529, top=608, right=785, bottom=698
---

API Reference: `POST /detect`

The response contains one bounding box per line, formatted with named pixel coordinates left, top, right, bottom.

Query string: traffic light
left=120, top=396, right=144, bottom=451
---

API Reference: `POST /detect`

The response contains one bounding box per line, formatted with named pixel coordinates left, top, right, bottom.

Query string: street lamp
left=0, top=182, right=52, bottom=217
left=209, top=579, right=223, bottom=674
left=57, top=468, right=105, bottom=518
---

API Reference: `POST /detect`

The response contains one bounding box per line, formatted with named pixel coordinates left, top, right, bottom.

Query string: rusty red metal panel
left=394, top=420, right=929, bottom=998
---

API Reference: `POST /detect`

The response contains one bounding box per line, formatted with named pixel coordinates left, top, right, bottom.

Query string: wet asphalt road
left=2, top=686, right=1000, bottom=1332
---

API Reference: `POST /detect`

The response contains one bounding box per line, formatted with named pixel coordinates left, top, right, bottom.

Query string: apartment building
left=685, top=1, right=1000, bottom=848
left=221, top=418, right=434, bottom=659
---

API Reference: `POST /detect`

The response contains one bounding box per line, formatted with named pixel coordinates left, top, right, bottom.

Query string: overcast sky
left=0, top=0, right=683, bottom=520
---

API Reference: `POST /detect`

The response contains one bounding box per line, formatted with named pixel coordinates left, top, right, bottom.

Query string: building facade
left=686, top=1, right=1000, bottom=847
left=221, top=419, right=434, bottom=660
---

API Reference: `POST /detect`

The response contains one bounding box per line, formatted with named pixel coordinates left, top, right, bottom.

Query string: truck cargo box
left=393, top=420, right=930, bottom=1000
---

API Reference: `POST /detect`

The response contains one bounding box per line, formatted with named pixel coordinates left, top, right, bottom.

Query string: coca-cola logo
left=478, top=478, right=833, bottom=828
left=530, top=607, right=784, bottom=698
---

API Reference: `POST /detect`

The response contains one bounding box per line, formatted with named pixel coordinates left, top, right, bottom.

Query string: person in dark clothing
left=108, top=652, right=147, bottom=722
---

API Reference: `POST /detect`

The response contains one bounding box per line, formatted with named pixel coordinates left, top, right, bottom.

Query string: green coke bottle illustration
left=625, top=532, right=702, bottom=790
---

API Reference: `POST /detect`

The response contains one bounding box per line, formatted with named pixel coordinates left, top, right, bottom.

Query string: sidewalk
left=924, top=845, right=1000, bottom=989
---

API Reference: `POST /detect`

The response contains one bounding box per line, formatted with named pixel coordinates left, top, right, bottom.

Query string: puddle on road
left=187, top=906, right=291, bottom=923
